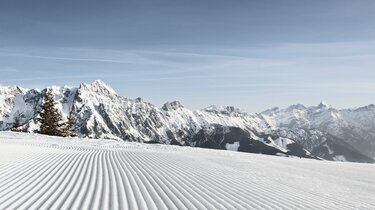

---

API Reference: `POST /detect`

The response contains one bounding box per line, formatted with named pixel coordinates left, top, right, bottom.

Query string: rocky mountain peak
left=162, top=101, right=184, bottom=111
left=0, top=85, right=27, bottom=95
left=317, top=101, right=332, bottom=110
left=261, top=107, right=280, bottom=115
left=79, top=80, right=117, bottom=96
left=203, top=105, right=243, bottom=115
left=286, top=104, right=307, bottom=111
left=354, top=104, right=375, bottom=111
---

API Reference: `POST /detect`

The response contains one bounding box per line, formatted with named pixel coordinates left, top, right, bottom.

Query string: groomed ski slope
left=0, top=132, right=374, bottom=210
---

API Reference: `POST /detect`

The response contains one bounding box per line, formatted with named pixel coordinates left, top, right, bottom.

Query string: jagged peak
left=134, top=97, right=143, bottom=102
left=0, top=85, right=27, bottom=95
left=354, top=104, right=375, bottom=111
left=162, top=101, right=184, bottom=111
left=44, top=85, right=71, bottom=91
left=261, top=107, right=280, bottom=115
left=79, top=80, right=117, bottom=95
left=286, top=104, right=307, bottom=111
left=317, top=101, right=332, bottom=109
left=203, top=105, right=222, bottom=112
left=203, top=105, right=243, bottom=115
left=92, top=80, right=107, bottom=86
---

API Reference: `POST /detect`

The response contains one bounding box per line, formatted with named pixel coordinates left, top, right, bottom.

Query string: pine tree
left=61, top=110, right=78, bottom=137
left=11, top=116, right=21, bottom=132
left=37, top=91, right=64, bottom=136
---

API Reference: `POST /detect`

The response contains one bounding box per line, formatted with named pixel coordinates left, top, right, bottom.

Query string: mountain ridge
left=0, top=80, right=373, bottom=163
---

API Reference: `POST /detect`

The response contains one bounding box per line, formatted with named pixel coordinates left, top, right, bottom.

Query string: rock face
left=312, top=136, right=375, bottom=163
left=0, top=80, right=374, bottom=163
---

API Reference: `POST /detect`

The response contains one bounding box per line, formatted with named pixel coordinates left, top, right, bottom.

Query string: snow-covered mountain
left=0, top=80, right=373, bottom=163
left=272, top=128, right=374, bottom=163
left=261, top=102, right=375, bottom=158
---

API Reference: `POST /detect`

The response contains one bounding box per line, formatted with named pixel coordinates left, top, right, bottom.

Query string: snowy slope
left=0, top=132, right=374, bottom=210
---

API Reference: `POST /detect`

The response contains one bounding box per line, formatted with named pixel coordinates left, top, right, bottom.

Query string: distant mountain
left=0, top=80, right=373, bottom=163
left=272, top=128, right=374, bottom=163
left=312, top=136, right=375, bottom=163
left=261, top=102, right=375, bottom=158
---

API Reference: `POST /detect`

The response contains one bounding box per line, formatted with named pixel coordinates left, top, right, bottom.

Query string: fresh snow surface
left=0, top=132, right=374, bottom=210
left=225, top=142, right=240, bottom=151
left=333, top=155, right=347, bottom=162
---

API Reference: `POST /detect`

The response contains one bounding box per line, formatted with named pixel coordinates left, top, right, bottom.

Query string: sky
left=1, top=0, right=375, bottom=112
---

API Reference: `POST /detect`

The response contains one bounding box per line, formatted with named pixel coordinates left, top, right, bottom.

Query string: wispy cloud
left=0, top=67, right=20, bottom=73
left=1, top=41, right=375, bottom=112
left=0, top=53, right=136, bottom=64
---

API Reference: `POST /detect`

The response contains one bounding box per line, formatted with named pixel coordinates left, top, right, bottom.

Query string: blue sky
left=1, top=0, right=375, bottom=112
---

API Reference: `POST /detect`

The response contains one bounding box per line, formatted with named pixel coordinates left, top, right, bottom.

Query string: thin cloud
left=0, top=53, right=137, bottom=64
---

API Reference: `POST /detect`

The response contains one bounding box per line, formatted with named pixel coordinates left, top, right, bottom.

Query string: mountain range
left=0, top=80, right=374, bottom=163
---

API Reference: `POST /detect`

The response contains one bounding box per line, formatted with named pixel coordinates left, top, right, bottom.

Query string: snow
left=333, top=155, right=347, bottom=162
left=261, top=102, right=375, bottom=157
left=2, top=81, right=375, bottom=162
left=318, top=101, right=332, bottom=109
left=0, top=131, right=374, bottom=210
left=225, top=142, right=240, bottom=151
left=323, top=143, right=334, bottom=155
left=272, top=137, right=295, bottom=152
